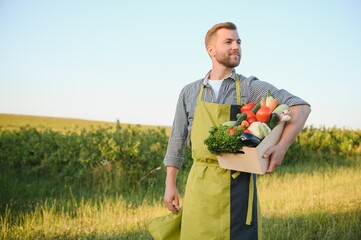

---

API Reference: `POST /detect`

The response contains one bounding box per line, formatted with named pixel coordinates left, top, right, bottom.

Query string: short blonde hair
left=205, top=22, right=237, bottom=48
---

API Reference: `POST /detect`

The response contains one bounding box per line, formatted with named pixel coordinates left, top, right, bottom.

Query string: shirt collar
left=202, top=69, right=237, bottom=86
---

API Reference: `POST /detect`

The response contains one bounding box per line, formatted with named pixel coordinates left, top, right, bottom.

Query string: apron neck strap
left=235, top=74, right=241, bottom=105
left=199, top=74, right=241, bottom=105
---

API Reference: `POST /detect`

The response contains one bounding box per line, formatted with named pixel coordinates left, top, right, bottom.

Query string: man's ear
left=207, top=45, right=215, bottom=57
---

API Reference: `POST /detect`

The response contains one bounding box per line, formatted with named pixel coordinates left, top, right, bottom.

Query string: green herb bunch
left=204, top=125, right=244, bottom=155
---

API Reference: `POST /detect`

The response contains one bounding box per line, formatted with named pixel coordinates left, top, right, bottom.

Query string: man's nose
left=232, top=41, right=240, bottom=50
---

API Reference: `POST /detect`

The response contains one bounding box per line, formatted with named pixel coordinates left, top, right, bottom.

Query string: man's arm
left=162, top=86, right=188, bottom=213
left=264, top=104, right=311, bottom=172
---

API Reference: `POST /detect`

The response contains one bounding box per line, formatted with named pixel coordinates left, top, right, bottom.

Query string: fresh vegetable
left=244, top=111, right=256, bottom=120
left=240, top=132, right=262, bottom=147
left=227, top=128, right=237, bottom=134
left=240, top=120, right=250, bottom=130
left=204, top=89, right=292, bottom=154
left=248, top=122, right=262, bottom=139
left=241, top=102, right=255, bottom=113
left=242, top=110, right=256, bottom=125
left=247, top=122, right=261, bottom=138
left=251, top=102, right=261, bottom=114
left=268, top=112, right=280, bottom=129
left=204, top=125, right=244, bottom=154
left=268, top=98, right=279, bottom=112
left=247, top=121, right=271, bottom=139
left=265, top=89, right=274, bottom=106
left=258, top=123, right=271, bottom=138
left=235, top=113, right=247, bottom=126
left=247, top=116, right=257, bottom=125
left=260, top=98, right=266, bottom=107
left=280, top=114, right=291, bottom=122
left=221, top=111, right=248, bottom=127
left=273, top=104, right=289, bottom=114
left=256, top=106, right=272, bottom=123
left=222, top=120, right=237, bottom=127
left=279, top=109, right=292, bottom=122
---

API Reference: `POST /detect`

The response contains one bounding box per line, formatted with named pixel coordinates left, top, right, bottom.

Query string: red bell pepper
left=241, top=102, right=255, bottom=113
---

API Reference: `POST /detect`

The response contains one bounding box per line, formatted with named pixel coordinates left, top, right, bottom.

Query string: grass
left=1, top=162, right=360, bottom=239
left=0, top=197, right=164, bottom=239
left=258, top=166, right=361, bottom=239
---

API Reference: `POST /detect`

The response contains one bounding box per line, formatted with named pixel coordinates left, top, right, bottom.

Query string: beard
left=216, top=53, right=241, bottom=68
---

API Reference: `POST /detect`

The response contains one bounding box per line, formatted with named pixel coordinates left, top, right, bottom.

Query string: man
left=163, top=22, right=311, bottom=239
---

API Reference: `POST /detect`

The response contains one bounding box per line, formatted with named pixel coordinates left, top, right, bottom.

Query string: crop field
left=0, top=114, right=360, bottom=239
left=0, top=114, right=170, bottom=134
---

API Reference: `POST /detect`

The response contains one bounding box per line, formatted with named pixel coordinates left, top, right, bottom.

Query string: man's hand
left=263, top=144, right=287, bottom=173
left=164, top=166, right=180, bottom=213
left=264, top=104, right=311, bottom=173
left=164, top=184, right=180, bottom=214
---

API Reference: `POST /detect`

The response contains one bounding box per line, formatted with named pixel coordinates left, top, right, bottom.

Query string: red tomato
left=244, top=111, right=256, bottom=120
left=227, top=128, right=237, bottom=134
left=256, top=106, right=272, bottom=123
left=247, top=117, right=257, bottom=125
left=240, top=102, right=255, bottom=113
left=243, top=111, right=257, bottom=124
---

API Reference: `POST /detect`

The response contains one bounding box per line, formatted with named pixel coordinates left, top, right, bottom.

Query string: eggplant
left=240, top=132, right=261, bottom=147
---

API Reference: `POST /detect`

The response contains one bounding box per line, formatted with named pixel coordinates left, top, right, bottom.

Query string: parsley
left=204, top=125, right=244, bottom=155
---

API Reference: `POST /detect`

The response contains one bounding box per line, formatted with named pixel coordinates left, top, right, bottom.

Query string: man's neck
left=208, top=66, right=233, bottom=80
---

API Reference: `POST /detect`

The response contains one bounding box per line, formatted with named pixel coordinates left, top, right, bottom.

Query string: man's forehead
left=216, top=28, right=240, bottom=40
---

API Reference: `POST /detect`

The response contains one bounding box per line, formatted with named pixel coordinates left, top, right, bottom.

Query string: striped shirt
left=164, top=70, right=310, bottom=168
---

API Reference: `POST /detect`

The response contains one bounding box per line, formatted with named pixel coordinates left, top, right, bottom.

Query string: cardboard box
left=217, top=122, right=285, bottom=175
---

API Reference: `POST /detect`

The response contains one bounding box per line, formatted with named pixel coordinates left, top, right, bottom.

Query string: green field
left=0, top=114, right=360, bottom=239
left=0, top=113, right=171, bottom=134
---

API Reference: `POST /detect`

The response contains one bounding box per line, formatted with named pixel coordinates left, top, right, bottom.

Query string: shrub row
left=0, top=124, right=360, bottom=194
left=0, top=124, right=169, bottom=195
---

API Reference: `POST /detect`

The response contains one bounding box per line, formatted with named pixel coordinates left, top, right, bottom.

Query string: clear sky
left=1, top=0, right=360, bottom=129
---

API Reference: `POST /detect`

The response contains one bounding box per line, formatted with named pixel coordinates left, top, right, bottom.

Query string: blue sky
left=1, top=0, right=360, bottom=129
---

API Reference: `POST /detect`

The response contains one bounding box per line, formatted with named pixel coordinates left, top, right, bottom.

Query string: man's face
left=209, top=28, right=241, bottom=68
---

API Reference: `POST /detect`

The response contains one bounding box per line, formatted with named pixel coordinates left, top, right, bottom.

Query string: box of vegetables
left=204, top=90, right=291, bottom=174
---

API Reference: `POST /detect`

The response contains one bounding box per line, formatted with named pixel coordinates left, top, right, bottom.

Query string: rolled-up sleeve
left=164, top=87, right=190, bottom=169
left=246, top=77, right=311, bottom=107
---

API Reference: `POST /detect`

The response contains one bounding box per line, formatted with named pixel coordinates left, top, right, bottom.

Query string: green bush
left=283, top=126, right=361, bottom=167
left=0, top=124, right=169, bottom=197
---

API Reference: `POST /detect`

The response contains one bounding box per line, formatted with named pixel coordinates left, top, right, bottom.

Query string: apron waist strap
left=232, top=171, right=255, bottom=226
left=246, top=173, right=254, bottom=225
left=193, top=160, right=219, bottom=167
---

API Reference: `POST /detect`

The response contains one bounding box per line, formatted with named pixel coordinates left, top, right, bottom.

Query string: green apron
left=181, top=76, right=262, bottom=240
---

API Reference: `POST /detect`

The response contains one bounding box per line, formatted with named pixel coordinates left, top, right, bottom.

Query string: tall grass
left=1, top=164, right=360, bottom=239
left=258, top=166, right=361, bottom=239
left=0, top=196, right=166, bottom=240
